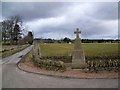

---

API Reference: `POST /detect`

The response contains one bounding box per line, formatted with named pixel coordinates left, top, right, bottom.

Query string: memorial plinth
left=72, top=28, right=86, bottom=69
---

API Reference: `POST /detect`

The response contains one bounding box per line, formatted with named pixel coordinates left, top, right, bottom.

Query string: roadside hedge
left=33, top=56, right=66, bottom=72
left=40, top=55, right=119, bottom=63
left=85, top=59, right=119, bottom=72
left=41, top=56, right=72, bottom=63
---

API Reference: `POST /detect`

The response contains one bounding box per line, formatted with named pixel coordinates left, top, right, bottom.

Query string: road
left=1, top=45, right=118, bottom=88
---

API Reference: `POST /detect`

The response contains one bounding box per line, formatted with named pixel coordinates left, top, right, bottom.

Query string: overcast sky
left=1, top=2, right=118, bottom=39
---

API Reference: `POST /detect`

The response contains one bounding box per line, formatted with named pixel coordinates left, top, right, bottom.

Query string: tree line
left=34, top=37, right=120, bottom=43
left=1, top=15, right=33, bottom=45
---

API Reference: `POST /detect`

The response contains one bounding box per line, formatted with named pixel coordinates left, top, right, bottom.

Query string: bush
left=85, top=55, right=120, bottom=60
left=86, top=59, right=119, bottom=72
left=40, top=55, right=120, bottom=63
left=33, top=56, right=66, bottom=72
left=41, top=56, right=72, bottom=63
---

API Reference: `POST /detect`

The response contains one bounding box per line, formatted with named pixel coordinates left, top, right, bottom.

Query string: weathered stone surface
left=72, top=28, right=86, bottom=69
left=34, top=41, right=41, bottom=59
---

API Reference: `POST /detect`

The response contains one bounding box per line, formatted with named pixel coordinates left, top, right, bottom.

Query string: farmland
left=0, top=44, right=29, bottom=58
left=40, top=43, right=118, bottom=57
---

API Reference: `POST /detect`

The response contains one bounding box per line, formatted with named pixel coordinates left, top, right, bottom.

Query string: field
left=0, top=44, right=29, bottom=58
left=40, top=43, right=118, bottom=57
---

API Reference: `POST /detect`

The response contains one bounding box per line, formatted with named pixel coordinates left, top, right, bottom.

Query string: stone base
left=72, top=50, right=86, bottom=69
left=72, top=60, right=87, bottom=69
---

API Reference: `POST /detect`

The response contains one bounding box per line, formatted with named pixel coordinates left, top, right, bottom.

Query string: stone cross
left=72, top=28, right=86, bottom=69
left=74, top=28, right=81, bottom=38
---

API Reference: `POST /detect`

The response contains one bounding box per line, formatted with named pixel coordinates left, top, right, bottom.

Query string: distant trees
left=2, top=15, right=23, bottom=44
left=1, top=15, right=34, bottom=45
left=13, top=23, right=21, bottom=44
left=2, top=19, right=12, bottom=43
left=81, top=39, right=120, bottom=43
left=63, top=37, right=71, bottom=43
left=27, top=31, right=33, bottom=44
left=34, top=38, right=120, bottom=44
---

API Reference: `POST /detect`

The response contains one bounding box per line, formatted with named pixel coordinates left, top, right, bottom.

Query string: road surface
left=1, top=45, right=118, bottom=88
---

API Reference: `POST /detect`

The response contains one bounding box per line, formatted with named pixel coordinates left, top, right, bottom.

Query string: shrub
left=86, top=59, right=119, bottom=72
left=33, top=56, right=66, bottom=72
left=41, top=56, right=72, bottom=63
left=41, top=55, right=120, bottom=63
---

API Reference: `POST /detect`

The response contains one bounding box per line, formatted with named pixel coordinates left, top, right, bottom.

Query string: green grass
left=40, top=44, right=74, bottom=56
left=2, top=45, right=17, bottom=50
left=24, top=48, right=34, bottom=62
left=40, top=43, right=118, bottom=57
left=1, top=44, right=29, bottom=58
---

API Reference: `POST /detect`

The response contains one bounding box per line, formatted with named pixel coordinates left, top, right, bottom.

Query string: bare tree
left=2, top=15, right=23, bottom=45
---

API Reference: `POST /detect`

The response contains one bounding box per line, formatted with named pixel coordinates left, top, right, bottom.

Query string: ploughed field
left=40, top=43, right=119, bottom=61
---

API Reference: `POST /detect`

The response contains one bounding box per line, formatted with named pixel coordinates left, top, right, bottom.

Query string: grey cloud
left=88, top=2, right=118, bottom=20
left=35, top=14, right=117, bottom=39
left=2, top=2, right=118, bottom=39
left=2, top=2, right=72, bottom=22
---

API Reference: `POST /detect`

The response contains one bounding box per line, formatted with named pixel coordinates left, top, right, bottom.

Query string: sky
left=1, top=2, right=119, bottom=39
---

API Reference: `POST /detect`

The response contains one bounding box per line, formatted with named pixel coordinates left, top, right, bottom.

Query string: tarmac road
left=1, top=45, right=118, bottom=88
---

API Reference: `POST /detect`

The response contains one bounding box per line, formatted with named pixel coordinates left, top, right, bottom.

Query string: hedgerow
left=85, top=59, right=119, bottom=72
left=33, top=56, right=66, bottom=72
